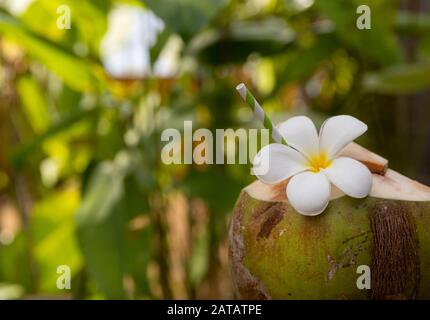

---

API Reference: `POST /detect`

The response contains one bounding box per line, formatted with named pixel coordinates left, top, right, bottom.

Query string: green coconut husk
left=229, top=146, right=430, bottom=300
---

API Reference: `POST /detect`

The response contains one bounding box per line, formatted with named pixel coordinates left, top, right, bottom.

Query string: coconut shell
left=229, top=161, right=430, bottom=299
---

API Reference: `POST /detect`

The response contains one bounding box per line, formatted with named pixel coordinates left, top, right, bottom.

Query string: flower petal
left=319, top=115, right=367, bottom=159
left=286, top=171, right=331, bottom=216
left=277, top=116, right=319, bottom=158
left=252, top=143, right=308, bottom=184
left=323, top=157, right=372, bottom=198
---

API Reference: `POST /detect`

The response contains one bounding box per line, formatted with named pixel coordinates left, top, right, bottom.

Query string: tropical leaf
left=75, top=161, right=127, bottom=299
left=179, top=168, right=244, bottom=214
left=0, top=12, right=103, bottom=92
left=32, top=186, right=83, bottom=293
left=189, top=17, right=296, bottom=65
left=142, top=0, right=226, bottom=41
left=363, top=63, right=430, bottom=94
left=10, top=108, right=98, bottom=169
left=21, top=0, right=110, bottom=54
left=274, top=34, right=338, bottom=91
left=16, top=75, right=51, bottom=133
left=314, top=0, right=403, bottom=66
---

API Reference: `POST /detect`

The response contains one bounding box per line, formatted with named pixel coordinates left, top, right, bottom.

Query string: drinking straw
left=236, top=83, right=288, bottom=145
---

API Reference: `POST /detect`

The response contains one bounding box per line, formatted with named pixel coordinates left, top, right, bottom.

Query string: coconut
left=229, top=143, right=430, bottom=300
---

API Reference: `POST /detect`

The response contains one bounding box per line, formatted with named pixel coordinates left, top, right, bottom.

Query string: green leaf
left=363, top=62, right=430, bottom=94
left=150, top=28, right=170, bottom=65
left=17, top=75, right=51, bottom=133
left=0, top=12, right=102, bottom=92
left=179, top=168, right=244, bottom=213
left=0, top=234, right=33, bottom=292
left=10, top=108, right=97, bottom=169
left=189, top=17, right=296, bottom=65
left=32, top=186, right=83, bottom=293
left=75, top=162, right=126, bottom=299
left=143, top=0, right=227, bottom=41
left=21, top=0, right=110, bottom=54
left=274, top=34, right=338, bottom=89
left=188, top=227, right=209, bottom=286
left=314, top=0, right=403, bottom=66
left=67, top=0, right=110, bottom=54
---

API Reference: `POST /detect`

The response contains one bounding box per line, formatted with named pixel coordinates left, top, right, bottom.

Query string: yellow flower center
left=307, top=152, right=332, bottom=173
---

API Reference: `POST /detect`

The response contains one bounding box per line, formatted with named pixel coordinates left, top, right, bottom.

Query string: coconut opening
left=245, top=142, right=430, bottom=202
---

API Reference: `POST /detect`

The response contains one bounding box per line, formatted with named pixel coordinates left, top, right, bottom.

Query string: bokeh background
left=0, top=0, right=430, bottom=299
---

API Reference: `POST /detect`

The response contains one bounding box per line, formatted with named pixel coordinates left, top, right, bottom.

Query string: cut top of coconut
left=370, top=169, right=430, bottom=201
left=338, top=142, right=388, bottom=175
left=245, top=168, right=430, bottom=202
left=245, top=142, right=430, bottom=203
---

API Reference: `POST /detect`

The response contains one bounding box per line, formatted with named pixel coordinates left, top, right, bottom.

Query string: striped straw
left=236, top=83, right=288, bottom=145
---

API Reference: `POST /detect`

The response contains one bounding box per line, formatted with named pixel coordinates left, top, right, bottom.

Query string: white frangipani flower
left=253, top=115, right=372, bottom=216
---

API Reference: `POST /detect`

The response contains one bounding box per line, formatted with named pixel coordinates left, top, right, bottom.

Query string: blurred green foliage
left=0, top=0, right=430, bottom=299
